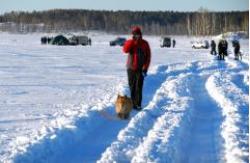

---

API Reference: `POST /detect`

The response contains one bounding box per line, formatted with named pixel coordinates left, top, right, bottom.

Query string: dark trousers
left=211, top=48, right=216, bottom=55
left=127, top=69, right=144, bottom=107
left=218, top=51, right=225, bottom=60
left=234, top=48, right=240, bottom=60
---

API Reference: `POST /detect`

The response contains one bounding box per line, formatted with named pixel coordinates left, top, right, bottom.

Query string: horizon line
left=1, top=8, right=249, bottom=15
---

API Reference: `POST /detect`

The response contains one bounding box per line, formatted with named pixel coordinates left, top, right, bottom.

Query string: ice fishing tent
left=49, top=35, right=69, bottom=45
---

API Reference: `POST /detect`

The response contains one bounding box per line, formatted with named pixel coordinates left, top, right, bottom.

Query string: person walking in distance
left=232, top=40, right=241, bottom=60
left=210, top=40, right=217, bottom=55
left=218, top=39, right=228, bottom=60
left=172, top=39, right=176, bottom=48
left=123, top=26, right=151, bottom=110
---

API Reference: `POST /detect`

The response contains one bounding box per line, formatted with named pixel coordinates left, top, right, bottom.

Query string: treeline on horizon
left=0, top=9, right=248, bottom=35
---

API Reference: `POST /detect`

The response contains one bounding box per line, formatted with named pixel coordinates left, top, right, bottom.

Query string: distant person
left=172, top=39, right=176, bottom=48
left=232, top=40, right=241, bottom=60
left=210, top=40, right=216, bottom=55
left=88, top=38, right=92, bottom=46
left=123, top=26, right=151, bottom=110
left=41, top=37, right=47, bottom=44
left=47, top=37, right=52, bottom=44
left=218, top=39, right=228, bottom=60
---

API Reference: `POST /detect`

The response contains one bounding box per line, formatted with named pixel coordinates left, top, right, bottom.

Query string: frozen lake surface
left=0, top=32, right=248, bottom=163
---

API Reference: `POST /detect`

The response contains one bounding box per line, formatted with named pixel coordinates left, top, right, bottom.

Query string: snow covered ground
left=0, top=32, right=248, bottom=163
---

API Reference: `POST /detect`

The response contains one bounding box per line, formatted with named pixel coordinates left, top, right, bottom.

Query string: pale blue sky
left=0, top=0, right=249, bottom=14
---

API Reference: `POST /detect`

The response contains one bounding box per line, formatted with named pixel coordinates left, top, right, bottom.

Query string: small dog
left=115, top=94, right=133, bottom=119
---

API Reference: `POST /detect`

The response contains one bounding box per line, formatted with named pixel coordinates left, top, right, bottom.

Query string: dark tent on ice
left=50, top=35, right=70, bottom=45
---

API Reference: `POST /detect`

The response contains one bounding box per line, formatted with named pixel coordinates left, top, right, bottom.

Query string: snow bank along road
left=0, top=34, right=248, bottom=163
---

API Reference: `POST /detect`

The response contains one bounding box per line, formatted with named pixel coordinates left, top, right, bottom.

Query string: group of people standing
left=210, top=39, right=241, bottom=60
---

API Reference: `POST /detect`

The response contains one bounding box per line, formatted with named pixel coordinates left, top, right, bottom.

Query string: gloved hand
left=142, top=70, right=147, bottom=77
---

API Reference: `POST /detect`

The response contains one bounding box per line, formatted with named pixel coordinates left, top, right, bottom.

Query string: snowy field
left=0, top=32, right=248, bottom=163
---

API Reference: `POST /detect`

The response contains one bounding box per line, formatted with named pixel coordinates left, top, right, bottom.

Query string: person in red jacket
left=123, top=26, right=151, bottom=110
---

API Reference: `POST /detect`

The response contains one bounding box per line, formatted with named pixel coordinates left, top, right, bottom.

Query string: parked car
left=110, top=37, right=126, bottom=46
left=160, top=37, right=171, bottom=48
left=69, top=35, right=91, bottom=46
left=49, top=35, right=70, bottom=45
left=43, top=35, right=91, bottom=46
left=191, top=40, right=209, bottom=49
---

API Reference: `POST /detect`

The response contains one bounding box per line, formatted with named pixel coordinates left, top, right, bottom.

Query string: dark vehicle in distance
left=69, top=35, right=91, bottom=46
left=160, top=37, right=171, bottom=48
left=41, top=35, right=91, bottom=46
left=110, top=37, right=126, bottom=46
left=49, top=35, right=69, bottom=45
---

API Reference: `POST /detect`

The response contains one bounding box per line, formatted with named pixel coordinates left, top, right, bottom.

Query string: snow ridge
left=130, top=74, right=192, bottom=163
left=97, top=63, right=198, bottom=163
left=206, top=71, right=249, bottom=163
left=10, top=58, right=249, bottom=163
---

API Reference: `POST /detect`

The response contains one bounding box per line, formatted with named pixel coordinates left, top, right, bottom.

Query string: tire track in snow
left=98, top=58, right=248, bottom=163
left=130, top=74, right=193, bottom=163
left=12, top=64, right=172, bottom=163
left=172, top=74, right=223, bottom=163
left=206, top=71, right=249, bottom=163
left=206, top=57, right=249, bottom=163
left=98, top=74, right=192, bottom=163
left=225, top=58, right=249, bottom=94
left=228, top=71, right=249, bottom=96
left=97, top=62, right=207, bottom=163
left=131, top=61, right=224, bottom=163
left=12, top=58, right=249, bottom=163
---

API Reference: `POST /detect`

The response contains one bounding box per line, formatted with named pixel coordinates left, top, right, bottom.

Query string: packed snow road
left=0, top=33, right=248, bottom=163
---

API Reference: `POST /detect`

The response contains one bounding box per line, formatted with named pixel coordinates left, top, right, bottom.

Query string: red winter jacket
left=123, top=38, right=151, bottom=72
